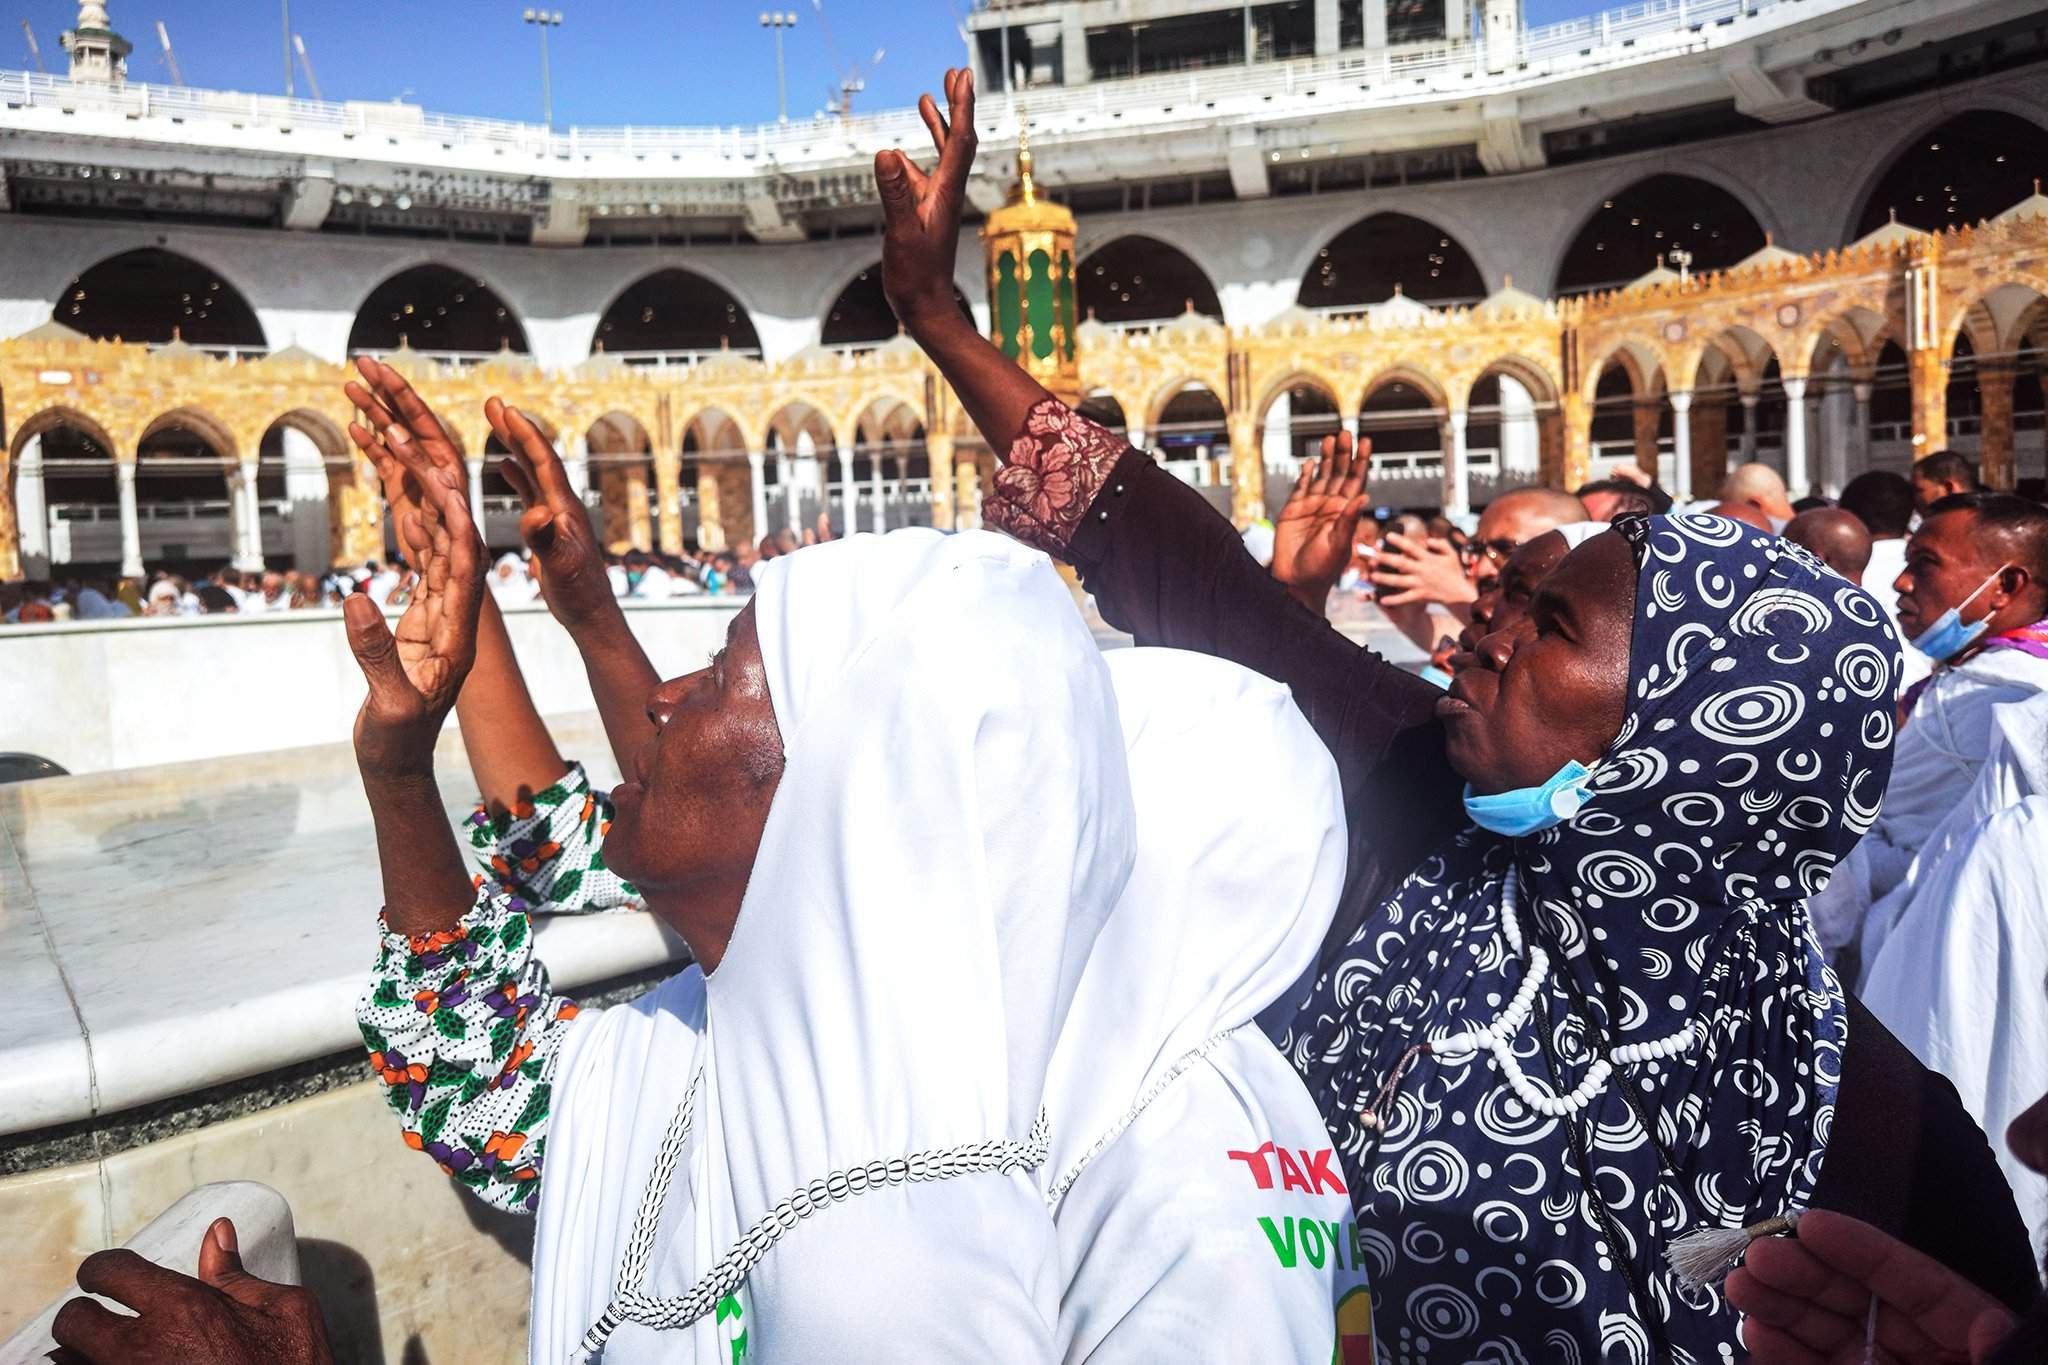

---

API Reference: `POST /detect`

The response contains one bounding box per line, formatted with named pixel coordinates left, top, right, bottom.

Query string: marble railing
left=0, top=595, right=744, bottom=777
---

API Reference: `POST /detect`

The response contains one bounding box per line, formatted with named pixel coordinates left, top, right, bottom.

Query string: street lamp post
left=523, top=9, right=563, bottom=130
left=760, top=12, right=796, bottom=123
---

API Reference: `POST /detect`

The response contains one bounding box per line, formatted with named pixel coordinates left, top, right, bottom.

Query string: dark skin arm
left=875, top=68, right=1051, bottom=444
left=51, top=1219, right=331, bottom=1365
left=340, top=451, right=485, bottom=937
left=486, top=395, right=660, bottom=771
left=347, top=358, right=564, bottom=815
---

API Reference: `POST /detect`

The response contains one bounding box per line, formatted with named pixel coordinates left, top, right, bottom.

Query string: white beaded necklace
left=1425, top=868, right=1696, bottom=1119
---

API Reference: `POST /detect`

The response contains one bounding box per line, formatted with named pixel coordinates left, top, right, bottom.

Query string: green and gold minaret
left=980, top=129, right=1082, bottom=408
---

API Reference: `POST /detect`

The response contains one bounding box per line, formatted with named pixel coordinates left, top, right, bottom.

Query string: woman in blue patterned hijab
left=1284, top=513, right=1901, bottom=1362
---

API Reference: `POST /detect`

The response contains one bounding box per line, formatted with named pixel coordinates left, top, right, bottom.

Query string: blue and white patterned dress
left=1282, top=514, right=1902, bottom=1363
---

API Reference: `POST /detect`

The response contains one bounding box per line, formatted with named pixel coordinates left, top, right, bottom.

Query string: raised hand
left=1373, top=529, right=1476, bottom=609
left=875, top=67, right=977, bottom=334
left=1726, top=1210, right=2018, bottom=1364
left=484, top=397, right=615, bottom=632
left=1272, top=432, right=1373, bottom=612
left=51, top=1219, right=332, bottom=1365
left=344, top=356, right=467, bottom=528
left=343, top=457, right=483, bottom=781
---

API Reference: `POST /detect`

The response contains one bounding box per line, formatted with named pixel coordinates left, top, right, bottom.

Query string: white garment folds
left=1809, top=646, right=2047, bottom=957
left=527, top=531, right=1360, bottom=1363
left=1861, top=694, right=2048, bottom=1251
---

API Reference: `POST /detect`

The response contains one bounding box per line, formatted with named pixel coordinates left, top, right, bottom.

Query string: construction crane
left=155, top=21, right=184, bottom=87
left=20, top=20, right=45, bottom=73
left=293, top=34, right=323, bottom=101
left=810, top=0, right=883, bottom=119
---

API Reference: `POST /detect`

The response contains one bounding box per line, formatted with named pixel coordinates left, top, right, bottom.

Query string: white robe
left=528, top=538, right=1363, bottom=1363
left=1047, top=649, right=1365, bottom=1363
left=1861, top=695, right=2048, bottom=1251
left=1808, top=645, right=2047, bottom=958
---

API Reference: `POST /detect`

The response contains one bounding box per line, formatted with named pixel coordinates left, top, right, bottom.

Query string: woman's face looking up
left=607, top=603, right=785, bottom=969
left=1441, top=530, right=1635, bottom=796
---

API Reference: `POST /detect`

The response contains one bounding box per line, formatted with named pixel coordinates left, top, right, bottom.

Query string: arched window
left=56, top=249, right=265, bottom=350
left=1076, top=236, right=1222, bottom=324
left=349, top=266, right=527, bottom=354
left=1555, top=175, right=1766, bottom=296
left=595, top=270, right=760, bottom=356
left=1852, top=111, right=2046, bottom=238
left=1300, top=214, right=1484, bottom=309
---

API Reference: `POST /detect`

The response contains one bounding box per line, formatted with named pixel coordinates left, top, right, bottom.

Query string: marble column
left=1442, top=409, right=1470, bottom=518
left=563, top=435, right=591, bottom=500
left=836, top=447, right=858, bottom=537
left=928, top=432, right=956, bottom=531
left=1342, top=413, right=1360, bottom=448
left=1782, top=376, right=1809, bottom=497
left=1631, top=402, right=1661, bottom=477
left=1229, top=415, right=1265, bottom=528
left=953, top=449, right=981, bottom=532
left=234, top=459, right=265, bottom=572
left=465, top=457, right=487, bottom=542
left=1738, top=392, right=1760, bottom=466
left=746, top=451, right=768, bottom=546
left=779, top=450, right=802, bottom=535
left=1978, top=361, right=2017, bottom=491
left=17, top=435, right=49, bottom=579
left=870, top=453, right=888, bottom=533
left=1851, top=382, right=1874, bottom=483
left=279, top=429, right=328, bottom=575
left=1667, top=390, right=1694, bottom=502
left=1365, top=0, right=1387, bottom=48
left=116, top=460, right=143, bottom=579
left=653, top=449, right=683, bottom=556
left=1127, top=425, right=1149, bottom=455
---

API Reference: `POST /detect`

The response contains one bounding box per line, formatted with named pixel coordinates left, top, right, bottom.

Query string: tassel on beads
left=1665, top=1213, right=1800, bottom=1292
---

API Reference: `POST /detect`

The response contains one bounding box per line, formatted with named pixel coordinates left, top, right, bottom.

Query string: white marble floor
left=0, top=715, right=685, bottom=1138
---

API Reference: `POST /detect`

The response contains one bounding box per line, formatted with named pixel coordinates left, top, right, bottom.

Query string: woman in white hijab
left=354, top=513, right=1362, bottom=1361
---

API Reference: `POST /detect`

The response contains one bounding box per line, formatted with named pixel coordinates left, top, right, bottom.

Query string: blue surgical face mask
left=1463, top=759, right=1595, bottom=837
left=1909, top=566, right=2009, bottom=664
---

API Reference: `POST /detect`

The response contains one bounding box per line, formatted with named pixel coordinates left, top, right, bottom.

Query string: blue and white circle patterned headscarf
left=1283, top=512, right=1902, bottom=1364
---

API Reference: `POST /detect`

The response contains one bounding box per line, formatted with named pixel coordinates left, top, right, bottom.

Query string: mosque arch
left=1358, top=372, right=1444, bottom=486
left=584, top=411, right=658, bottom=554
left=1299, top=213, right=1486, bottom=310
left=820, top=262, right=973, bottom=348
left=258, top=410, right=353, bottom=571
left=1848, top=109, right=2047, bottom=241
left=55, top=248, right=266, bottom=351
left=1256, top=375, right=1342, bottom=470
left=12, top=410, right=121, bottom=556
left=1153, top=383, right=1228, bottom=462
left=1465, top=359, right=1559, bottom=490
left=1076, top=392, right=1129, bottom=434
left=348, top=265, right=528, bottom=355
left=593, top=269, right=761, bottom=357
left=1554, top=175, right=1768, bottom=297
left=1075, top=236, right=1224, bottom=325
left=10, top=405, right=118, bottom=462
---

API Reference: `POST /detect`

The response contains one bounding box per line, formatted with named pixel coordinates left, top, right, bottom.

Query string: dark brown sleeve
left=1812, top=998, right=2041, bottom=1312
left=1059, top=444, right=1467, bottom=959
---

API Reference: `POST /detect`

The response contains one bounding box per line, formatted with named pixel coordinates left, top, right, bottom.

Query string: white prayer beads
left=1430, top=870, right=1696, bottom=1118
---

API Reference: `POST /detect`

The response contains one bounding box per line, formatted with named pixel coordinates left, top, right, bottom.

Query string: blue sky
left=19, top=0, right=1606, bottom=127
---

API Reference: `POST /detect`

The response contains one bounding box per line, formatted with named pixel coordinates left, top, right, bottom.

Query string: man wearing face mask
left=1808, top=492, right=2048, bottom=969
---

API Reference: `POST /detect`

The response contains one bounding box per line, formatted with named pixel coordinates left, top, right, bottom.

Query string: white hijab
left=1045, top=649, right=1364, bottom=1363
left=532, top=529, right=1135, bottom=1363
left=1044, top=648, right=1346, bottom=1206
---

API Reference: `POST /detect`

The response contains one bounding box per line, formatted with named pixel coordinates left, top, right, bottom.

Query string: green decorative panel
left=995, top=252, right=1023, bottom=360
left=1057, top=250, right=1077, bottom=362
left=1027, top=248, right=1056, bottom=362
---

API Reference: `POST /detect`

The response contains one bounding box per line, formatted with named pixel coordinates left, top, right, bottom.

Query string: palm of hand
left=1273, top=492, right=1357, bottom=585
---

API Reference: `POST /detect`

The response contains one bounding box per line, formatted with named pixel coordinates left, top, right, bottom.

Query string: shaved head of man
left=1474, top=486, right=1585, bottom=547
left=1783, top=507, right=1873, bottom=581
left=1720, top=463, right=1796, bottom=523
left=1708, top=500, right=1778, bottom=534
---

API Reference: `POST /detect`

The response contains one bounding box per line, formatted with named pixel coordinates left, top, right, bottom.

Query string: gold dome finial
left=1011, top=123, right=1037, bottom=207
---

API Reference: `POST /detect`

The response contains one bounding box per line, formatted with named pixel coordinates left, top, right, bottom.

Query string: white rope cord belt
left=577, top=1069, right=1052, bottom=1361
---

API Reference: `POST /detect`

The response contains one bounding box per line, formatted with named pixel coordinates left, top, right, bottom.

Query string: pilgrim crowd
left=42, top=68, right=2048, bottom=1365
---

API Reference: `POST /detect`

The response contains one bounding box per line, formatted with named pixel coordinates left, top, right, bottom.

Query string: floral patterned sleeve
left=356, top=886, right=582, bottom=1214
left=985, top=398, right=1131, bottom=558
left=465, top=761, right=642, bottom=915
